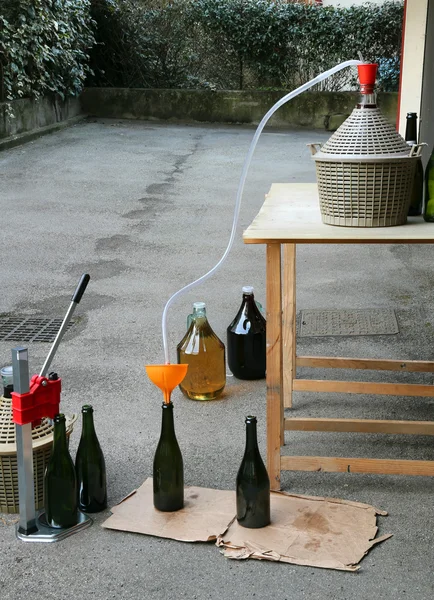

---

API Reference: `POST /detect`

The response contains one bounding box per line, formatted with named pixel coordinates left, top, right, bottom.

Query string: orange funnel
left=146, top=363, right=188, bottom=403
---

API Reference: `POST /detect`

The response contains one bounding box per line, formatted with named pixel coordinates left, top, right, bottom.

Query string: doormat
left=300, top=309, right=399, bottom=337
left=102, top=478, right=392, bottom=572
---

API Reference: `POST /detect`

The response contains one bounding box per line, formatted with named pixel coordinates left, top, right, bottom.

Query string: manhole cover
left=300, top=309, right=399, bottom=337
left=0, top=317, right=73, bottom=343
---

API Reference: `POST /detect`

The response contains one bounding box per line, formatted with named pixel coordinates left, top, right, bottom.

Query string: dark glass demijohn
left=227, top=286, right=266, bottom=380
left=153, top=401, right=184, bottom=511
left=405, top=112, right=423, bottom=216
left=44, top=413, right=78, bottom=528
left=75, top=405, right=107, bottom=513
left=236, top=416, right=270, bottom=529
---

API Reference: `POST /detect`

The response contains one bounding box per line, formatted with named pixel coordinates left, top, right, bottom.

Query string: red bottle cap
left=357, top=64, right=378, bottom=94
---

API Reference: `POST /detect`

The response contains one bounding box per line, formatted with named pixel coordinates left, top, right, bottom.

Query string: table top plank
left=243, top=183, right=434, bottom=244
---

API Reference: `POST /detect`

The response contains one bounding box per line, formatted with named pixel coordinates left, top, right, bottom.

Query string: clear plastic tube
left=162, top=59, right=363, bottom=363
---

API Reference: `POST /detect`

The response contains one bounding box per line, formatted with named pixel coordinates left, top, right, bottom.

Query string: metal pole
left=13, top=347, right=38, bottom=535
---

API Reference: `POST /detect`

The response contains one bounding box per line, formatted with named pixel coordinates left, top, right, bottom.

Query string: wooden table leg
left=266, top=243, right=283, bottom=491
left=283, top=244, right=296, bottom=409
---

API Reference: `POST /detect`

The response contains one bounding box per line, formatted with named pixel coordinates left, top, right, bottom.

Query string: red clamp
left=11, top=374, right=61, bottom=426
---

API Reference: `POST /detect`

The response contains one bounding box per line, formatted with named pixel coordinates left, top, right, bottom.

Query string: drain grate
left=300, top=309, right=399, bottom=337
left=0, top=317, right=73, bottom=343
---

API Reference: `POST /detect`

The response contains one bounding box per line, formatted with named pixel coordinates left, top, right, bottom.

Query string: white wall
left=398, top=0, right=429, bottom=146
left=420, top=0, right=434, bottom=160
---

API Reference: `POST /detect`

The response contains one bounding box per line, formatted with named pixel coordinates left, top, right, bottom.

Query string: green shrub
left=89, top=0, right=403, bottom=91
left=0, top=0, right=95, bottom=102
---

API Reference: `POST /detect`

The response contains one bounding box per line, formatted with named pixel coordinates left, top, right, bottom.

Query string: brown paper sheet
left=102, top=478, right=235, bottom=542
left=217, top=490, right=392, bottom=572
left=102, top=479, right=391, bottom=571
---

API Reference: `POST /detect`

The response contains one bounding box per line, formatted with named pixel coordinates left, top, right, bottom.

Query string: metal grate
left=300, top=309, right=399, bottom=337
left=0, top=317, right=73, bottom=343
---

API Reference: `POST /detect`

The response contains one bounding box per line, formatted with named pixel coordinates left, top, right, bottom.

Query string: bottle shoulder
left=178, top=319, right=225, bottom=353
left=228, top=302, right=266, bottom=334
left=76, top=435, right=104, bottom=456
left=47, top=453, right=76, bottom=474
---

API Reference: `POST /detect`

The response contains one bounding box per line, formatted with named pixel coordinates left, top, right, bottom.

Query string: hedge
left=88, top=0, right=404, bottom=92
left=0, top=0, right=95, bottom=102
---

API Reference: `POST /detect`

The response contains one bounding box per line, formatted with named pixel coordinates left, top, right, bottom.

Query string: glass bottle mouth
left=193, top=302, right=206, bottom=310
left=1, top=365, right=13, bottom=387
left=245, top=415, right=257, bottom=424
left=82, top=404, right=94, bottom=413
left=53, top=413, right=66, bottom=423
left=242, top=286, right=254, bottom=295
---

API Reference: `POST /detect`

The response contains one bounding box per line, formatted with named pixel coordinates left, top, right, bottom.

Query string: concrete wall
left=0, top=95, right=82, bottom=140
left=81, top=88, right=398, bottom=130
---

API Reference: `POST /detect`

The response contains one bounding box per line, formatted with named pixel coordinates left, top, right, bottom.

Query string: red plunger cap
left=358, top=63, right=378, bottom=86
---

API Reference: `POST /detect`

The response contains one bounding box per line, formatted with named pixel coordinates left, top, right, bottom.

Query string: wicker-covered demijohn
left=309, top=64, right=421, bottom=227
left=310, top=108, right=420, bottom=227
left=0, top=394, right=76, bottom=514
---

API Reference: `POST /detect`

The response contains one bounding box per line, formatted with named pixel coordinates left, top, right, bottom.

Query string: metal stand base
left=16, top=510, right=92, bottom=543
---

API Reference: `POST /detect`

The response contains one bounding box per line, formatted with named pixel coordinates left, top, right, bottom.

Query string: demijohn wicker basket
left=0, top=394, right=76, bottom=514
left=309, top=107, right=421, bottom=227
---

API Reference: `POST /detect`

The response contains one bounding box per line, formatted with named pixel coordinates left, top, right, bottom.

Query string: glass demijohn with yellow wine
left=177, top=302, right=226, bottom=400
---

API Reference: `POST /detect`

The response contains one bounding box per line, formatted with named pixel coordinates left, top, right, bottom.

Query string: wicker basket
left=310, top=107, right=421, bottom=227
left=0, top=394, right=76, bottom=514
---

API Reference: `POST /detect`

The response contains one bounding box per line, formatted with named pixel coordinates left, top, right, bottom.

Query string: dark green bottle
left=75, top=405, right=107, bottom=513
left=153, top=401, right=184, bottom=512
left=424, top=147, right=434, bottom=222
left=236, top=416, right=270, bottom=529
left=405, top=112, right=423, bottom=216
left=44, top=414, right=78, bottom=528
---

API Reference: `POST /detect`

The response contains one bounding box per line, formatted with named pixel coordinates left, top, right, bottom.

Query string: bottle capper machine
left=11, top=274, right=92, bottom=542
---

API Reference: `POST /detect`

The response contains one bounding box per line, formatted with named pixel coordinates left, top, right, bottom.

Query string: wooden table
left=243, top=183, right=434, bottom=490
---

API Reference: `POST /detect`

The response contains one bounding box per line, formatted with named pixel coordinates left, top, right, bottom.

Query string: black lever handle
left=71, top=273, right=90, bottom=304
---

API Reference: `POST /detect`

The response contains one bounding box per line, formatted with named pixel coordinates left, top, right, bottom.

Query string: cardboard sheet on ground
left=102, top=478, right=392, bottom=571
left=217, top=491, right=392, bottom=571
left=102, top=478, right=235, bottom=542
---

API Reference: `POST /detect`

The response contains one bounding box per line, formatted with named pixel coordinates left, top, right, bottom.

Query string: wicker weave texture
left=0, top=395, right=76, bottom=514
left=321, top=108, right=410, bottom=156
left=312, top=105, right=417, bottom=228
left=315, top=160, right=416, bottom=227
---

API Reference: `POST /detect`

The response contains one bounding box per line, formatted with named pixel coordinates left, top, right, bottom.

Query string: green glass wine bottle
left=405, top=112, right=423, bottom=216
left=424, top=147, right=434, bottom=222
left=153, top=401, right=184, bottom=512
left=75, top=405, right=107, bottom=513
left=236, top=415, right=270, bottom=529
left=44, top=414, right=78, bottom=528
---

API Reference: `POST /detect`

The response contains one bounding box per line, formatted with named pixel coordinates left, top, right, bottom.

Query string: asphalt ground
left=1, top=119, right=434, bottom=599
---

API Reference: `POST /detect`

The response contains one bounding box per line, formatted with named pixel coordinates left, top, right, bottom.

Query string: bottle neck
left=53, top=417, right=68, bottom=452
left=357, top=92, right=377, bottom=109
left=245, top=419, right=259, bottom=453
left=3, top=385, right=13, bottom=399
left=160, top=402, right=176, bottom=438
left=192, top=307, right=207, bottom=320
left=405, top=117, right=417, bottom=145
left=81, top=410, right=96, bottom=439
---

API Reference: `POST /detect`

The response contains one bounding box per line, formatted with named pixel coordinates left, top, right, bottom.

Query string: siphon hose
left=161, top=59, right=363, bottom=363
